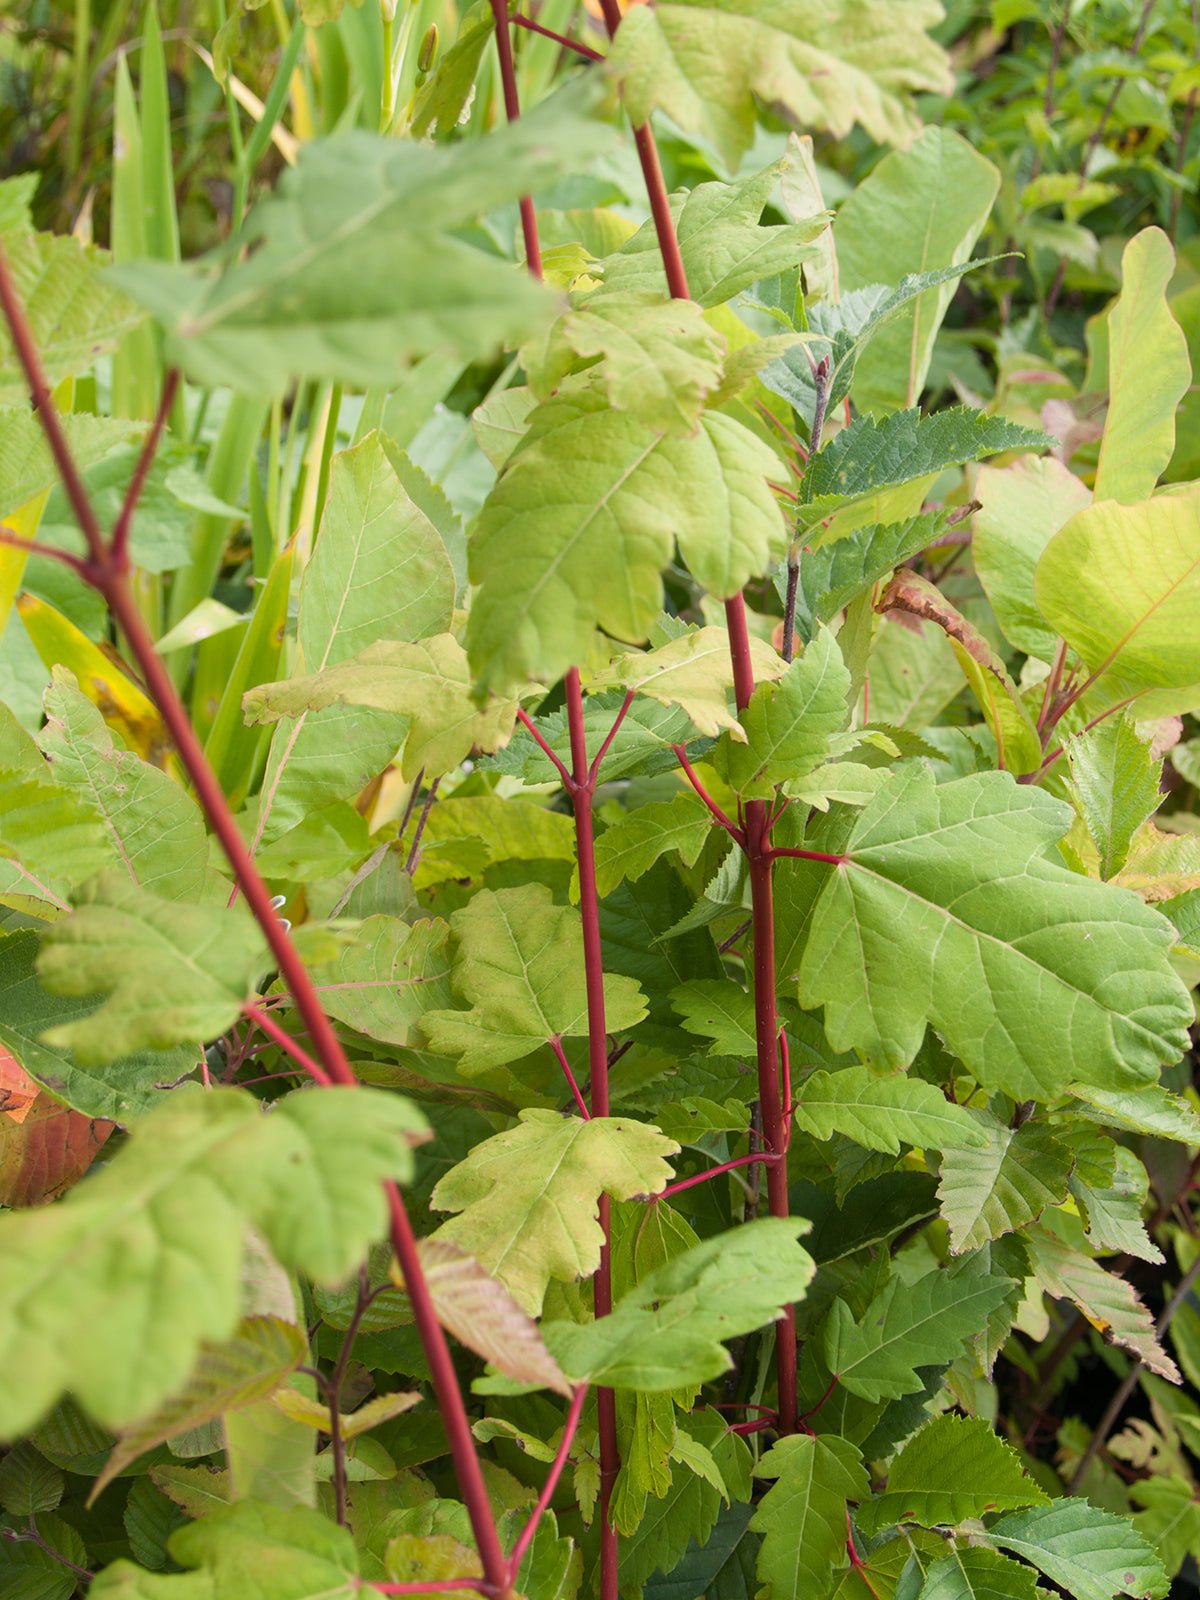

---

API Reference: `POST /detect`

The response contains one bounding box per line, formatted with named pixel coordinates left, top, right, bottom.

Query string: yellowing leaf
left=591, top=626, right=786, bottom=740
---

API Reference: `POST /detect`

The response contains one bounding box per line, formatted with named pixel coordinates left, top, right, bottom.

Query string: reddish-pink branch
left=486, top=0, right=542, bottom=279
left=112, top=368, right=180, bottom=567
left=512, top=12, right=604, bottom=61
left=672, top=745, right=744, bottom=843
left=371, top=1582, right=493, bottom=1597
left=517, top=706, right=574, bottom=790
left=550, top=1036, right=591, bottom=1120
left=0, top=248, right=512, bottom=1600
left=507, top=1384, right=590, bottom=1575
left=0, top=530, right=91, bottom=578
left=244, top=1000, right=333, bottom=1086
left=764, top=845, right=848, bottom=867
left=589, top=691, right=634, bottom=784
left=657, top=1150, right=780, bottom=1200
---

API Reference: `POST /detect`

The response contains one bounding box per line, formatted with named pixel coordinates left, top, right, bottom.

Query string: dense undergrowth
left=1, top=2, right=1200, bottom=1597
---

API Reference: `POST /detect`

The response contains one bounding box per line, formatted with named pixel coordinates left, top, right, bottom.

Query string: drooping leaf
left=36, top=873, right=270, bottom=1063
left=988, top=1499, right=1169, bottom=1600
left=245, top=633, right=517, bottom=781
left=591, top=627, right=786, bottom=740
left=39, top=670, right=208, bottom=900
left=607, top=0, right=950, bottom=171
left=973, top=455, right=1092, bottom=661
left=858, top=1414, right=1047, bottom=1533
left=825, top=1255, right=1017, bottom=1402
left=411, top=1238, right=572, bottom=1397
left=547, top=1218, right=815, bottom=1390
left=430, top=1108, right=678, bottom=1314
left=798, top=408, right=1048, bottom=535
left=1028, top=1226, right=1179, bottom=1381
left=791, top=1066, right=989, bottom=1156
left=937, top=1115, right=1075, bottom=1254
left=593, top=794, right=713, bottom=898
left=751, top=1433, right=868, bottom=1600
left=1068, top=1082, right=1200, bottom=1145
left=1095, top=228, right=1191, bottom=506
left=111, top=92, right=618, bottom=390
left=718, top=629, right=852, bottom=798
left=795, top=766, right=1192, bottom=1101
left=91, top=1317, right=308, bottom=1500
left=0, top=1086, right=426, bottom=1433
left=834, top=128, right=999, bottom=414
left=421, top=884, right=647, bottom=1072
left=1068, top=1139, right=1162, bottom=1264
left=1064, top=714, right=1163, bottom=880
left=598, top=158, right=827, bottom=309
left=467, top=387, right=786, bottom=692
left=1034, top=488, right=1200, bottom=718
left=89, top=1502, right=360, bottom=1600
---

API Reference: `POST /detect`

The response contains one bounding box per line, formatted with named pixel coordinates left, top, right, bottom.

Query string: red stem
left=764, top=846, right=847, bottom=867
left=0, top=250, right=512, bottom=1600
left=371, top=1583, right=493, bottom=1596
left=550, top=1036, right=591, bottom=1120
left=0, top=530, right=92, bottom=578
left=589, top=691, right=634, bottom=784
left=487, top=0, right=542, bottom=280
left=506, top=1384, right=590, bottom=1575
left=111, top=368, right=180, bottom=568
left=672, top=745, right=744, bottom=843
left=517, top=706, right=574, bottom=790
left=512, top=13, right=604, bottom=61
left=657, top=1150, right=779, bottom=1200
left=244, top=1000, right=333, bottom=1086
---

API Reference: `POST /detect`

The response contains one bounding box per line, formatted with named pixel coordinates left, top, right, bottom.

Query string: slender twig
left=517, top=706, right=575, bottom=790
left=782, top=355, right=830, bottom=663
left=0, top=529, right=92, bottom=577
left=1036, top=638, right=1070, bottom=737
left=243, top=1000, right=334, bottom=1086
left=327, top=1269, right=376, bottom=1525
left=111, top=368, right=180, bottom=567
left=507, top=1385, right=590, bottom=1576
left=672, top=745, right=745, bottom=843
left=404, top=777, right=440, bottom=875
left=370, top=1582, right=494, bottom=1596
left=1, top=1521, right=94, bottom=1582
left=487, top=0, right=541, bottom=278
left=589, top=691, right=634, bottom=785
left=845, top=1510, right=884, bottom=1600
left=763, top=845, right=848, bottom=867
left=550, top=1036, right=591, bottom=1120
left=800, top=1373, right=839, bottom=1420
left=717, top=917, right=752, bottom=954
left=512, top=13, right=604, bottom=61
left=656, top=1151, right=780, bottom=1200
left=1068, top=1253, right=1200, bottom=1492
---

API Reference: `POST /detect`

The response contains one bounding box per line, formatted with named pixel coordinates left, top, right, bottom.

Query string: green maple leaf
left=0, top=409, right=142, bottom=523
left=795, top=766, right=1193, bottom=1101
left=421, top=885, right=647, bottom=1072
left=592, top=794, right=713, bottom=898
left=0, top=1086, right=426, bottom=1433
left=547, top=1217, right=815, bottom=1390
left=244, top=633, right=517, bottom=781
left=36, top=872, right=270, bottom=1063
left=791, top=1066, right=989, bottom=1156
left=1064, top=714, right=1163, bottom=880
left=0, top=765, right=111, bottom=913
left=430, top=1108, right=679, bottom=1314
left=937, top=1114, right=1075, bottom=1253
left=300, top=915, right=454, bottom=1049
left=89, top=1503, right=360, bottom=1600
left=718, top=628, right=854, bottom=797
left=988, top=1499, right=1169, bottom=1600
left=751, top=1433, right=868, bottom=1600
left=467, top=387, right=786, bottom=692
left=607, top=0, right=950, bottom=170
left=592, top=626, right=786, bottom=740
left=858, top=1414, right=1047, bottom=1533
left=825, top=1255, right=1017, bottom=1402
left=597, top=156, right=828, bottom=309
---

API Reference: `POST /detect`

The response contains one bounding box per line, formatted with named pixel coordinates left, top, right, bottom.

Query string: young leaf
left=412, top=1238, right=573, bottom=1397
left=1064, top=714, right=1163, bottom=880
left=1027, top=1226, right=1180, bottom=1382
left=751, top=1434, right=869, bottom=1600
left=110, top=91, right=619, bottom=390
left=937, top=1115, right=1074, bottom=1254
left=973, top=455, right=1092, bottom=660
left=547, top=1218, right=815, bottom=1390
left=858, top=1413, right=1047, bottom=1532
left=591, top=627, right=786, bottom=740
left=421, top=885, right=647, bottom=1072
left=39, top=670, right=208, bottom=901
left=91, top=1317, right=308, bottom=1500
left=719, top=628, right=853, bottom=798
left=36, top=872, right=270, bottom=1063
left=244, top=633, right=518, bottom=781
left=1034, top=488, right=1200, bottom=717
left=988, top=1499, right=1170, bottom=1600
left=795, top=766, right=1193, bottom=1101
left=791, top=1066, right=989, bottom=1156
left=382, top=1532, right=481, bottom=1597
left=598, top=157, right=828, bottom=309
left=607, top=0, right=950, bottom=171
left=89, top=1502, right=361, bottom=1600
left=825, top=1255, right=1017, bottom=1402
left=467, top=388, right=786, bottom=692
left=300, top=915, right=453, bottom=1049
left=797, top=408, right=1050, bottom=532
left=430, top=1108, right=678, bottom=1314
left=1095, top=228, right=1191, bottom=506
left=834, top=128, right=1000, bottom=414
left=0, top=1086, right=426, bottom=1433
left=593, top=794, right=713, bottom=898
left=917, top=1547, right=1043, bottom=1600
